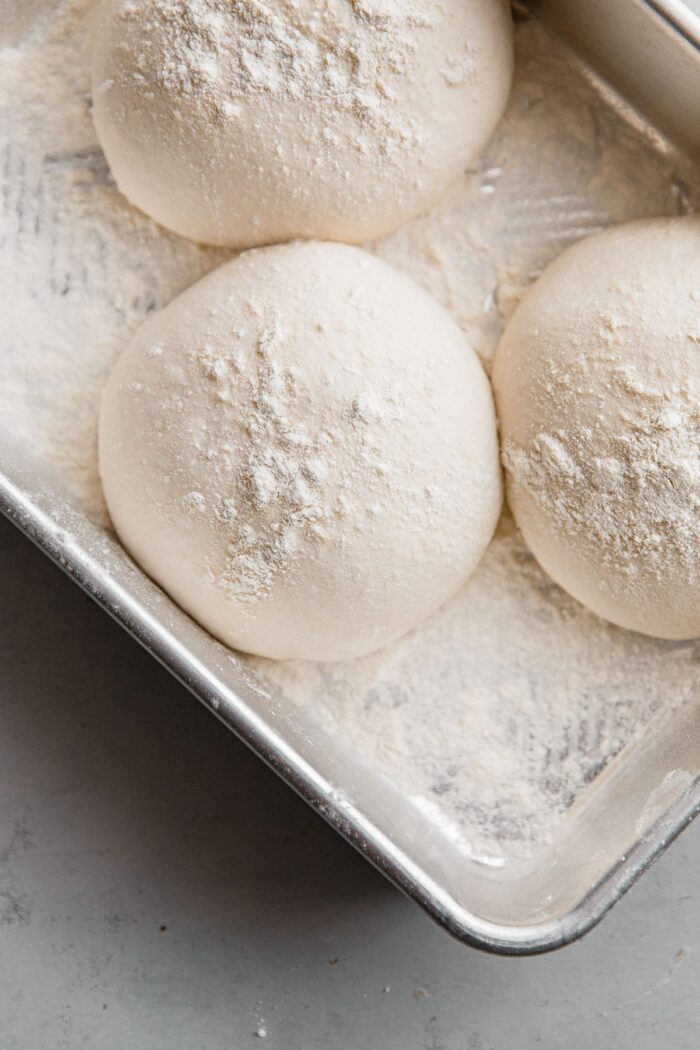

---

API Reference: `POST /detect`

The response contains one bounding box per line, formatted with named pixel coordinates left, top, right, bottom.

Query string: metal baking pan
left=1, top=0, right=700, bottom=954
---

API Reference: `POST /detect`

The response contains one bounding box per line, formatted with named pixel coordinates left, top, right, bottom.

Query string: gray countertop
left=1, top=509, right=698, bottom=1049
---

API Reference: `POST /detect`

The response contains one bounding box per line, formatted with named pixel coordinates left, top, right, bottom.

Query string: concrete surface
left=1, top=510, right=699, bottom=1050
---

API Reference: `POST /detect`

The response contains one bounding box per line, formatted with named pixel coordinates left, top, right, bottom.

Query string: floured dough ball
left=91, top=0, right=513, bottom=247
left=99, top=242, right=502, bottom=661
left=494, top=217, right=700, bottom=640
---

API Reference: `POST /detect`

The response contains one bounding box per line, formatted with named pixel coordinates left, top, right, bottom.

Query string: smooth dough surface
left=99, top=242, right=502, bottom=661
left=91, top=0, right=513, bottom=247
left=493, top=217, right=700, bottom=640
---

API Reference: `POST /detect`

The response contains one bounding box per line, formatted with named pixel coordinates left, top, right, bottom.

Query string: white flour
left=108, top=0, right=431, bottom=151
left=503, top=359, right=700, bottom=583
left=1, top=0, right=699, bottom=860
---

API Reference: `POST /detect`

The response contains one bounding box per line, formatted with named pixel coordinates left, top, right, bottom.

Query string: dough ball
left=493, top=217, right=700, bottom=640
left=91, top=0, right=513, bottom=247
left=99, top=242, right=502, bottom=661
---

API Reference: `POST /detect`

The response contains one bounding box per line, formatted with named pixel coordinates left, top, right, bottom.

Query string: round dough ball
left=493, top=217, right=700, bottom=640
left=99, top=242, right=502, bottom=661
left=91, top=0, right=513, bottom=247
